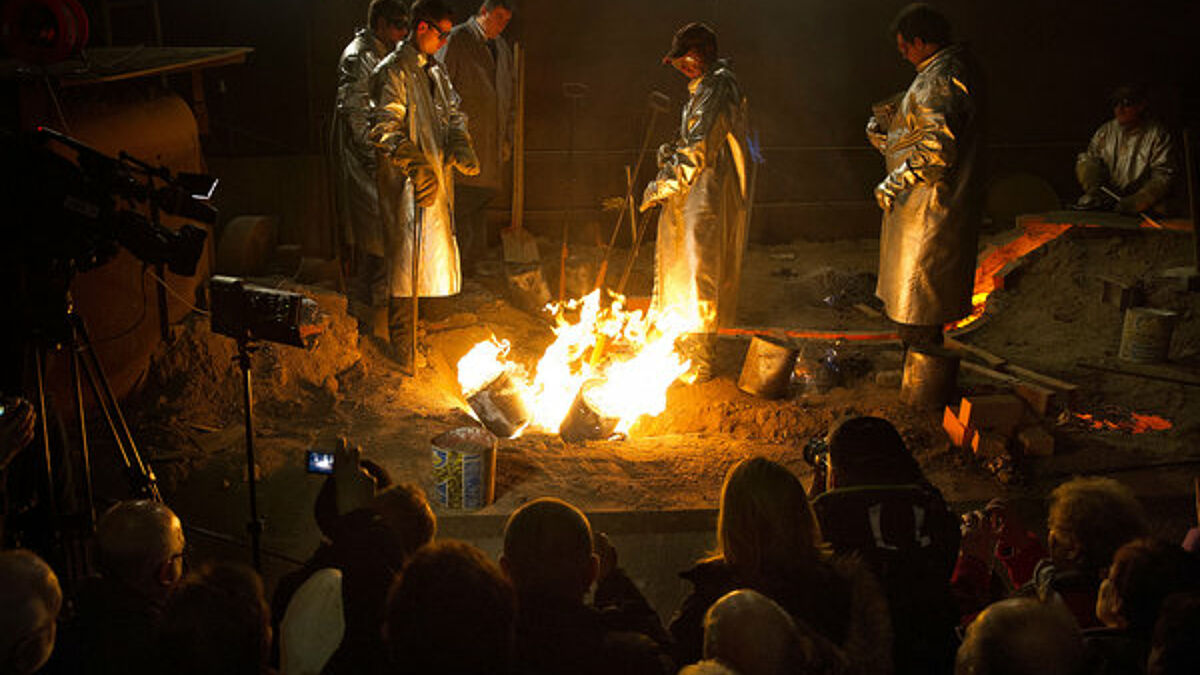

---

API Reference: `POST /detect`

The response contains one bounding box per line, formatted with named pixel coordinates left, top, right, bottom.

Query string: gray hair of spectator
left=704, top=589, right=814, bottom=675
left=0, top=550, right=62, bottom=675
left=95, top=499, right=183, bottom=584
left=955, top=596, right=1083, bottom=675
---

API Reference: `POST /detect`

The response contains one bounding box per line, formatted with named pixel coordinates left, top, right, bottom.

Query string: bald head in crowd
left=96, top=500, right=186, bottom=596
left=0, top=550, right=62, bottom=675
left=702, top=589, right=808, bottom=675
left=501, top=497, right=598, bottom=602
left=956, top=597, right=1084, bottom=675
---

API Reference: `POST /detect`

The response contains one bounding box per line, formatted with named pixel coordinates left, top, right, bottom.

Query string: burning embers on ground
left=458, top=290, right=707, bottom=440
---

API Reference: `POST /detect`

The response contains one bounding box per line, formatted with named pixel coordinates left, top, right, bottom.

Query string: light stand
left=233, top=337, right=264, bottom=571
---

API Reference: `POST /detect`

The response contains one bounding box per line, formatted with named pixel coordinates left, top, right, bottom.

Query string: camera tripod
left=27, top=293, right=160, bottom=582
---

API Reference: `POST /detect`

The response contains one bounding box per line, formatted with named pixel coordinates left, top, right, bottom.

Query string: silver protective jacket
left=370, top=41, right=478, bottom=297
left=334, top=29, right=389, bottom=256
left=872, top=44, right=984, bottom=325
left=1077, top=118, right=1175, bottom=209
left=438, top=18, right=514, bottom=191
left=645, top=60, right=748, bottom=332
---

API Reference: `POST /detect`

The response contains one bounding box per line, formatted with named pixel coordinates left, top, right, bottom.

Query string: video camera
left=210, top=276, right=321, bottom=348
left=5, top=127, right=215, bottom=279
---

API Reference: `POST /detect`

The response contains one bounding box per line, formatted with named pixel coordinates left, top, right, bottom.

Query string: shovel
left=500, top=42, right=540, bottom=264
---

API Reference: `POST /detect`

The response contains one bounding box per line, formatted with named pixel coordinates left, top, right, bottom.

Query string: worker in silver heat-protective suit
left=1075, top=83, right=1176, bottom=215
left=871, top=4, right=984, bottom=348
left=370, top=3, right=479, bottom=367
left=641, top=23, right=748, bottom=381
left=333, top=0, right=408, bottom=341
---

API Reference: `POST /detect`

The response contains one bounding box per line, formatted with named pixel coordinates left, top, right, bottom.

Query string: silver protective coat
left=1077, top=118, right=1175, bottom=210
left=370, top=41, right=478, bottom=297
left=334, top=29, right=389, bottom=256
left=871, top=44, right=984, bottom=326
left=438, top=17, right=514, bottom=191
left=643, top=60, right=749, bottom=332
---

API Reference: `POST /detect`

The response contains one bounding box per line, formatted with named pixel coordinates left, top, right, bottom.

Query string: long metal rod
left=410, top=207, right=422, bottom=376
left=1184, top=129, right=1198, bottom=268
left=236, top=341, right=263, bottom=571
left=511, top=43, right=525, bottom=231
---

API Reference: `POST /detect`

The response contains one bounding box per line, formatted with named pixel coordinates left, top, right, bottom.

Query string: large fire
left=457, top=290, right=701, bottom=437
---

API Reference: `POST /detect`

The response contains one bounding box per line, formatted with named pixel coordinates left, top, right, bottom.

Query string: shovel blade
left=501, top=225, right=541, bottom=264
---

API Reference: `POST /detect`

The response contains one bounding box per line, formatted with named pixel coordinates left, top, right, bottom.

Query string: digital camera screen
left=306, top=450, right=335, bottom=475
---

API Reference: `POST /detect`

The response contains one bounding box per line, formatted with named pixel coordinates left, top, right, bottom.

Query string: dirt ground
left=121, top=222, right=1200, bottom=567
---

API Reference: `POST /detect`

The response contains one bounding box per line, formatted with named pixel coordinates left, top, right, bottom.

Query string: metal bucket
left=559, top=380, right=620, bottom=442
left=430, top=427, right=497, bottom=510
left=1119, top=307, right=1178, bottom=363
left=900, top=345, right=960, bottom=410
left=506, top=263, right=551, bottom=314
left=466, top=371, right=530, bottom=438
left=738, top=336, right=799, bottom=399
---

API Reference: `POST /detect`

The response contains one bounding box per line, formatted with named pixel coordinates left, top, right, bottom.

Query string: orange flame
left=456, top=290, right=700, bottom=435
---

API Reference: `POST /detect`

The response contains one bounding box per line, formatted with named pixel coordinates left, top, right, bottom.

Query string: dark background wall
left=126, top=0, right=1199, bottom=246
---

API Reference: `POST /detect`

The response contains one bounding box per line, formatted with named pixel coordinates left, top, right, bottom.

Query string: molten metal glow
left=456, top=290, right=699, bottom=434
left=1073, top=411, right=1173, bottom=434
left=947, top=223, right=1074, bottom=331
left=457, top=337, right=513, bottom=397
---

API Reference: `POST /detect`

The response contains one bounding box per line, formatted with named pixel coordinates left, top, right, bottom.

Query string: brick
left=972, top=430, right=1010, bottom=460
left=943, top=405, right=975, bottom=448
left=959, top=394, right=1026, bottom=434
left=1017, top=426, right=1054, bottom=457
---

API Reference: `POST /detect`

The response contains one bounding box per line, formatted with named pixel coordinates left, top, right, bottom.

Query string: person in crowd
left=270, top=440, right=392, bottom=667
left=158, top=562, right=273, bottom=675
left=384, top=540, right=516, bottom=674
left=1032, top=476, right=1149, bottom=628
left=335, top=0, right=409, bottom=343
left=869, top=3, right=985, bottom=351
left=1075, top=83, right=1177, bottom=216
left=638, top=22, right=749, bottom=382
left=0, top=396, right=36, bottom=546
left=670, top=457, right=893, bottom=674
left=500, top=497, right=673, bottom=675
left=1086, top=538, right=1200, bottom=675
left=811, top=416, right=960, bottom=674
left=1147, top=592, right=1200, bottom=675
left=955, top=596, right=1084, bottom=675
left=0, top=549, right=61, bottom=675
left=438, top=0, right=515, bottom=276
left=53, top=500, right=186, bottom=675
left=370, top=0, right=480, bottom=370
left=953, top=498, right=1049, bottom=620
left=292, top=481, right=435, bottom=674
left=687, top=589, right=818, bottom=675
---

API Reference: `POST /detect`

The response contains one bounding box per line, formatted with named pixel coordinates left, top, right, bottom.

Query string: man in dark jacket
left=501, top=498, right=673, bottom=675
left=438, top=0, right=515, bottom=275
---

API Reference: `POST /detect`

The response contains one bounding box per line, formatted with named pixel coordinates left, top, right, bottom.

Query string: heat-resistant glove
left=410, top=164, right=438, bottom=207
left=1075, top=157, right=1106, bottom=193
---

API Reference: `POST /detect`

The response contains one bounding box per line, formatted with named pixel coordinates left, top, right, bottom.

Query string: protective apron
left=872, top=44, right=984, bottom=326
left=645, top=60, right=748, bottom=332
left=333, top=29, right=389, bottom=257
left=370, top=41, right=475, bottom=297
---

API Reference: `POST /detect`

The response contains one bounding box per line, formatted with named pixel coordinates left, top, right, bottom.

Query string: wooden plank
left=945, top=337, right=1007, bottom=368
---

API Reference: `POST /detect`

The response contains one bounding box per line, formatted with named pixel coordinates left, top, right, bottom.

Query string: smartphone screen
left=306, top=450, right=335, bottom=475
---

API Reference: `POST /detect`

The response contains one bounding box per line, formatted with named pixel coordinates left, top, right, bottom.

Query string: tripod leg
left=68, top=341, right=96, bottom=532
left=70, top=314, right=160, bottom=501
left=236, top=342, right=263, bottom=571
left=32, top=347, right=58, bottom=523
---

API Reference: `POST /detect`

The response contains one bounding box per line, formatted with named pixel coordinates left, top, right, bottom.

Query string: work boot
left=386, top=298, right=416, bottom=372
